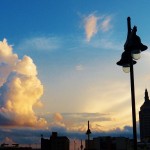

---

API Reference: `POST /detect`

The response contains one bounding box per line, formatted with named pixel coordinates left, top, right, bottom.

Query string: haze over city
left=0, top=0, right=150, bottom=149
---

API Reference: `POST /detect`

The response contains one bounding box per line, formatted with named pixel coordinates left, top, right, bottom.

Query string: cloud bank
left=0, top=39, right=47, bottom=127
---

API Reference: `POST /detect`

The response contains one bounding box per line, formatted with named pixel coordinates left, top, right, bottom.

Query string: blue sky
left=0, top=0, right=150, bottom=149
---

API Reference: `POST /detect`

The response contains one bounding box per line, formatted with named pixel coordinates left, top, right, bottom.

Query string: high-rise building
left=41, top=132, right=69, bottom=150
left=139, top=89, right=150, bottom=141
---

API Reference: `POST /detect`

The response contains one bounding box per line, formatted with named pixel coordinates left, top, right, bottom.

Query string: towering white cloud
left=0, top=39, right=47, bottom=127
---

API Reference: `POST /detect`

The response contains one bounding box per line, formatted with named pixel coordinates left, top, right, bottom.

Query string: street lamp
left=116, top=17, right=148, bottom=150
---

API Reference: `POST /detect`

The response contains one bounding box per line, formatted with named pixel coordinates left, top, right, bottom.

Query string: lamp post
left=74, top=140, right=76, bottom=150
left=116, top=17, right=148, bottom=150
left=80, top=140, right=83, bottom=150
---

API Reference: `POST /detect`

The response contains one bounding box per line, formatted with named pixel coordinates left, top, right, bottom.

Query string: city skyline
left=0, top=0, right=150, bottom=149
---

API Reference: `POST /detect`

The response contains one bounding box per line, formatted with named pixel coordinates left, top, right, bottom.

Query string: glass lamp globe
left=122, top=66, right=130, bottom=73
left=131, top=52, right=141, bottom=60
left=131, top=50, right=141, bottom=60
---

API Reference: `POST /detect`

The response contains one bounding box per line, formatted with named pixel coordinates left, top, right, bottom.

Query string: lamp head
left=124, top=26, right=148, bottom=53
left=116, top=51, right=136, bottom=67
left=117, top=51, right=137, bottom=73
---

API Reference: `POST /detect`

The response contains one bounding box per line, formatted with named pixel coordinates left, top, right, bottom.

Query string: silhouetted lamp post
left=80, top=140, right=83, bottom=150
left=74, top=140, right=76, bottom=150
left=116, top=17, right=148, bottom=150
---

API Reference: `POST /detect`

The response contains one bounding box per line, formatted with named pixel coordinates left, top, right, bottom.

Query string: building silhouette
left=41, top=132, right=69, bottom=150
left=139, top=89, right=150, bottom=141
left=0, top=143, right=32, bottom=150
left=84, top=136, right=129, bottom=150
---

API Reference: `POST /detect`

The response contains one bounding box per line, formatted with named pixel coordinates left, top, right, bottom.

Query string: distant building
left=84, top=139, right=96, bottom=150
left=139, top=89, right=150, bottom=141
left=0, top=143, right=32, bottom=150
left=84, top=136, right=129, bottom=150
left=41, top=132, right=69, bottom=150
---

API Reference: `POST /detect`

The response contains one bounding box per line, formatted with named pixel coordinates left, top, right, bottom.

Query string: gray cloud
left=62, top=113, right=112, bottom=122
left=16, top=36, right=62, bottom=52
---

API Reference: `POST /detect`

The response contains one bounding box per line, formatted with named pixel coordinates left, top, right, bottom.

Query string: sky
left=0, top=0, right=150, bottom=149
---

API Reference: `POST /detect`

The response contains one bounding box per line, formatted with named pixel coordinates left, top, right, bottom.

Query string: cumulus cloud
left=84, top=14, right=112, bottom=42
left=0, top=39, right=47, bottom=127
left=53, top=112, right=63, bottom=122
left=47, top=113, right=66, bottom=131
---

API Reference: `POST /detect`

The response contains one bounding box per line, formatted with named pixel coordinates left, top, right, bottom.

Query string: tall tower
left=86, top=120, right=91, bottom=150
left=139, top=89, right=150, bottom=141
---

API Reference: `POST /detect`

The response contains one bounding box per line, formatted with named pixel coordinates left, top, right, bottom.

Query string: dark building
left=0, top=143, right=32, bottom=150
left=41, top=132, right=69, bottom=150
left=84, top=139, right=96, bottom=150
left=84, top=136, right=129, bottom=150
left=139, top=89, right=150, bottom=141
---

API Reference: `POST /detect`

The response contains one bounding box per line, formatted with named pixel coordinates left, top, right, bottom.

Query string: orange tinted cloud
left=0, top=39, right=47, bottom=128
left=84, top=14, right=112, bottom=41
left=84, top=14, right=98, bottom=42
